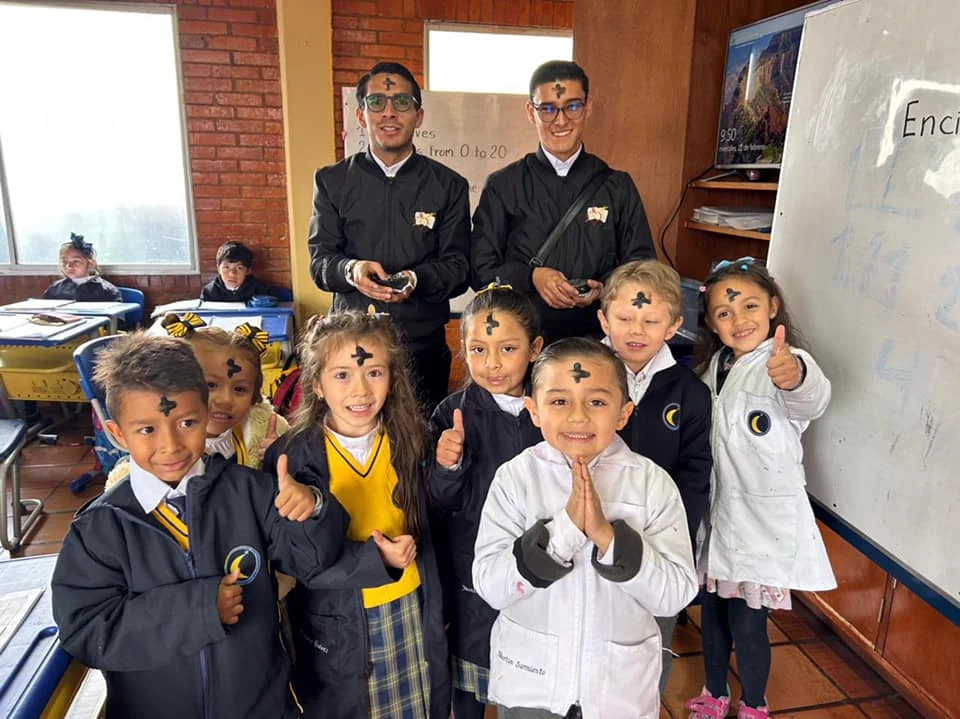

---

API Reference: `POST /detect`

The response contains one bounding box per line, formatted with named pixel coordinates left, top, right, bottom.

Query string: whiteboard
left=343, top=89, right=537, bottom=313
left=768, top=0, right=960, bottom=603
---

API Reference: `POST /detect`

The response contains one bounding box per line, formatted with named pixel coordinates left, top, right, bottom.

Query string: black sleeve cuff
left=512, top=519, right=573, bottom=589
left=591, top=519, right=644, bottom=583
left=785, top=356, right=808, bottom=391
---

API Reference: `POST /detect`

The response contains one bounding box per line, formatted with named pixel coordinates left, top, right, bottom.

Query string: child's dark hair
left=216, top=241, right=254, bottom=268
left=529, top=60, right=590, bottom=100
left=693, top=258, right=806, bottom=375
left=356, top=62, right=422, bottom=107
left=288, top=311, right=427, bottom=539
left=531, top=337, right=629, bottom=404
left=93, top=333, right=208, bottom=420
left=160, top=313, right=266, bottom=402
left=461, top=285, right=541, bottom=345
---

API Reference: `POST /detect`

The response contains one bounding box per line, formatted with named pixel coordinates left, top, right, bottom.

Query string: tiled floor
left=2, top=415, right=922, bottom=718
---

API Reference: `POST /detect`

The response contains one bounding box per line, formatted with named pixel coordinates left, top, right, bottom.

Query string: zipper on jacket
left=571, top=544, right=587, bottom=710
left=184, top=493, right=212, bottom=719
left=385, top=179, right=394, bottom=254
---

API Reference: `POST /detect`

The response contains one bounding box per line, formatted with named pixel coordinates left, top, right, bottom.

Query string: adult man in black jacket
left=308, top=62, right=471, bottom=411
left=471, top=60, right=655, bottom=343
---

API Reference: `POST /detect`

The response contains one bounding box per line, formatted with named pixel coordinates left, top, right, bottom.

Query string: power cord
left=658, top=166, right=723, bottom=269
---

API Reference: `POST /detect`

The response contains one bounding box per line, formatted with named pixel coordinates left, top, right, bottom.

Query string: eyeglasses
left=531, top=100, right=587, bottom=123
left=713, top=256, right=758, bottom=272
left=363, top=93, right=419, bottom=113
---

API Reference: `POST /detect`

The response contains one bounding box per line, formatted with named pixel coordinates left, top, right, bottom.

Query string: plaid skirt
left=366, top=590, right=431, bottom=719
left=451, top=655, right=489, bottom=704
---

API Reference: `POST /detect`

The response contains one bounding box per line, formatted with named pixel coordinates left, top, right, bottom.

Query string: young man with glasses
left=308, top=62, right=471, bottom=413
left=471, top=60, right=655, bottom=344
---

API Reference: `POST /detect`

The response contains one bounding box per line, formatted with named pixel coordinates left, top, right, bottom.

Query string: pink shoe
left=684, top=687, right=731, bottom=718
left=737, top=704, right=770, bottom=719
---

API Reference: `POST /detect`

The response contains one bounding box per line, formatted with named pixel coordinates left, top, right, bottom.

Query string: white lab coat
left=473, top=436, right=697, bottom=719
left=699, top=337, right=836, bottom=591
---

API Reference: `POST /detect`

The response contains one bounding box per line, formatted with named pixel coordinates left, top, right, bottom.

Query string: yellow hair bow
left=164, top=312, right=206, bottom=337
left=476, top=280, right=513, bottom=296
left=234, top=322, right=269, bottom=354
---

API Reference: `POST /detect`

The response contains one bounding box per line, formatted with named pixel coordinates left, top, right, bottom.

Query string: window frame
left=423, top=21, right=574, bottom=94
left=0, top=0, right=199, bottom=276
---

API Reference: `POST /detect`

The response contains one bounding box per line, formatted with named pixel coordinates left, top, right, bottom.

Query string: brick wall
left=0, top=0, right=289, bottom=311
left=332, top=0, right=574, bottom=159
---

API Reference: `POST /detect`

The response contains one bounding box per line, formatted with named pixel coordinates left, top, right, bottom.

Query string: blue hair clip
left=713, top=256, right=757, bottom=272
left=69, top=232, right=94, bottom=257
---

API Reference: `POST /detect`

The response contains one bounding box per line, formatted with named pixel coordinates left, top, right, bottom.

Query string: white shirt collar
left=128, top=456, right=205, bottom=514
left=542, top=145, right=583, bottom=177
left=325, top=421, right=381, bottom=465
left=491, top=393, right=525, bottom=417
left=602, top=337, right=676, bottom=405
left=205, top=427, right=236, bottom=460
left=71, top=274, right=95, bottom=285
left=370, top=148, right=413, bottom=178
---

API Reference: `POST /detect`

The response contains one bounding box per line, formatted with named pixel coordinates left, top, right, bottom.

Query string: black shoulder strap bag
left=528, top=168, right=613, bottom=268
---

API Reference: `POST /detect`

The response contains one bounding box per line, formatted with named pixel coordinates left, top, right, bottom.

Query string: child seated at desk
left=51, top=332, right=347, bottom=719
left=43, top=233, right=121, bottom=302
left=201, top=240, right=277, bottom=303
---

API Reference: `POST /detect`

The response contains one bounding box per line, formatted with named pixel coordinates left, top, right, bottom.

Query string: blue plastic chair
left=72, top=335, right=128, bottom=492
left=118, top=286, right=145, bottom=328
left=271, top=287, right=293, bottom=302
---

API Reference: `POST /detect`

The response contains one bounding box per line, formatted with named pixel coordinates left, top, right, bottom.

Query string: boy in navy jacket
left=52, top=333, right=347, bottom=719
left=598, top=259, right=713, bottom=693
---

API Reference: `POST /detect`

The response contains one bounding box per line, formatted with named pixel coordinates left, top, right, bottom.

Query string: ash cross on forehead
left=726, top=287, right=741, bottom=302
left=553, top=82, right=565, bottom=98
left=158, top=395, right=177, bottom=416
left=485, top=312, right=500, bottom=336
left=632, top=291, right=651, bottom=308
left=351, top=344, right=374, bottom=366
left=226, top=358, right=242, bottom=378
left=383, top=76, right=396, bottom=90
left=571, top=362, right=590, bottom=383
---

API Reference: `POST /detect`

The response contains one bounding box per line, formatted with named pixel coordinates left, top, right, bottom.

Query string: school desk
left=0, top=555, right=87, bottom=719
left=0, top=315, right=109, bottom=419
left=0, top=301, right=140, bottom=334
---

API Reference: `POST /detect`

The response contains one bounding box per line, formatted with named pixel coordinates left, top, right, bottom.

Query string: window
left=426, top=24, right=573, bottom=95
left=0, top=2, right=196, bottom=273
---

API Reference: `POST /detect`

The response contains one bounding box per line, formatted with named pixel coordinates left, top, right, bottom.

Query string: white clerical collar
left=370, top=149, right=413, bottom=178
left=128, top=456, right=205, bottom=514
left=542, top=145, right=583, bottom=177
left=205, top=427, right=236, bottom=460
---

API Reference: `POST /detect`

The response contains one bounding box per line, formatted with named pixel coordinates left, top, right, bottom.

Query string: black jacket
left=264, top=428, right=450, bottom=719
left=43, top=276, right=121, bottom=302
left=307, top=149, right=471, bottom=349
left=200, top=275, right=275, bottom=302
left=51, top=455, right=349, bottom=719
left=428, top=385, right=542, bottom=668
left=618, top=364, right=713, bottom=548
left=471, top=147, right=655, bottom=341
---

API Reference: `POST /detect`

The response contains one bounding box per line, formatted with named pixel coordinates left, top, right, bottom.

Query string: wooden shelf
left=684, top=221, right=770, bottom=241
left=690, top=179, right=778, bottom=191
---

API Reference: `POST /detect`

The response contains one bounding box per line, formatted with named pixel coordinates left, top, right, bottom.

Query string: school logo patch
left=223, top=545, right=262, bottom=586
left=747, top=410, right=772, bottom=437
left=586, top=206, right=609, bottom=223
left=414, top=211, right=436, bottom=229
left=662, top=402, right=680, bottom=431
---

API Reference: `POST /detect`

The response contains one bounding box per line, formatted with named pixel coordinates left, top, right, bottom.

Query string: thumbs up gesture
left=372, top=530, right=417, bottom=569
left=436, top=408, right=465, bottom=469
left=767, top=325, right=802, bottom=390
left=258, top=412, right=280, bottom=461
left=274, top=454, right=318, bottom=522
left=217, top=568, right=244, bottom=625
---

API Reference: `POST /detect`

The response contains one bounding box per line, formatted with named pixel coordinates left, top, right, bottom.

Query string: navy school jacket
left=43, top=276, right=121, bottom=302
left=51, top=454, right=349, bottom=719
left=200, top=275, right=276, bottom=303
left=619, top=363, right=713, bottom=549
left=264, top=427, right=451, bottom=719
left=428, top=384, right=543, bottom=669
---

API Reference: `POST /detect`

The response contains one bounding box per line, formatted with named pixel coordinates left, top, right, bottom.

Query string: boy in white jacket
left=473, top=338, right=698, bottom=719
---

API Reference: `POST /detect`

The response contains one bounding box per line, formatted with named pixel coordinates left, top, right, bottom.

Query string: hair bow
left=713, top=256, right=757, bottom=273
left=365, top=304, right=390, bottom=319
left=476, top=279, right=514, bottom=295
left=69, top=232, right=95, bottom=257
left=234, top=322, right=269, bottom=354
left=164, top=312, right=206, bottom=337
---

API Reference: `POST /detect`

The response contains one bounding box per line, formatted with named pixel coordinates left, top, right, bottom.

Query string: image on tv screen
left=716, top=21, right=804, bottom=168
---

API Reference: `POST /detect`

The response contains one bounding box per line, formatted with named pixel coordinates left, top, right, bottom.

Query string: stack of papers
left=692, top=206, right=773, bottom=231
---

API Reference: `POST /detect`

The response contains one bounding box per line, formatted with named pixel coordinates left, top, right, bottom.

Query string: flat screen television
left=715, top=0, right=837, bottom=169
